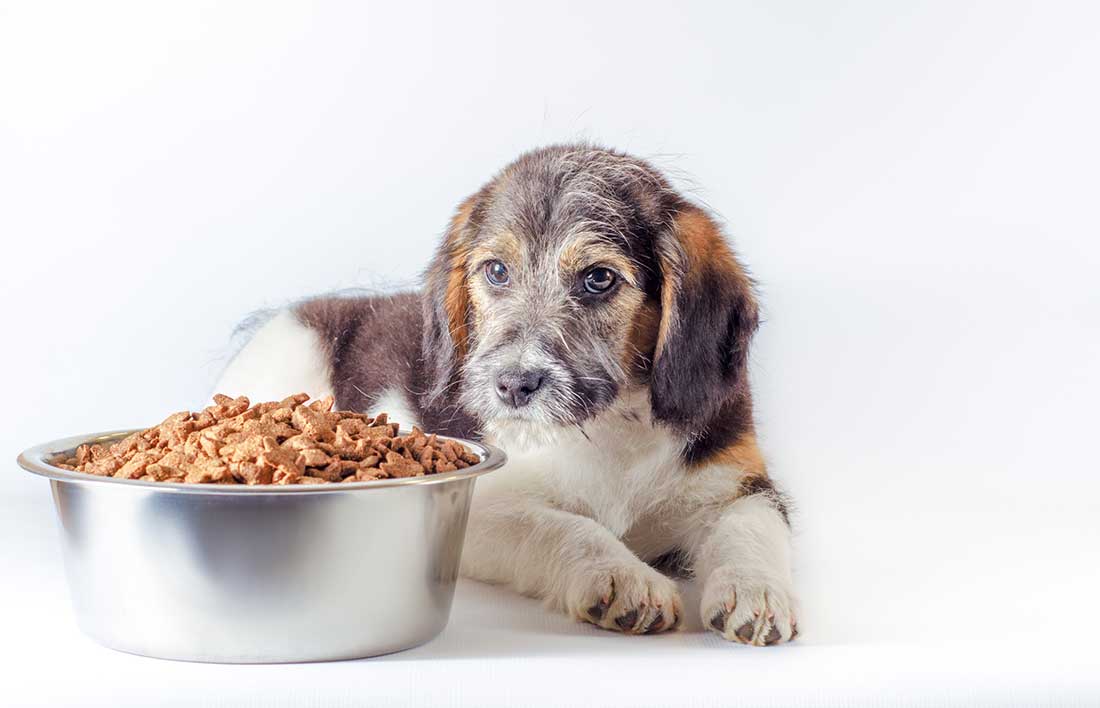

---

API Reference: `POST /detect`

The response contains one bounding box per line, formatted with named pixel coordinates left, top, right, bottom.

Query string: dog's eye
left=582, top=267, right=617, bottom=294
left=485, top=260, right=510, bottom=286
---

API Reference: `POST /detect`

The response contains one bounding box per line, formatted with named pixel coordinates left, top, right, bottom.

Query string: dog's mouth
left=481, top=412, right=583, bottom=450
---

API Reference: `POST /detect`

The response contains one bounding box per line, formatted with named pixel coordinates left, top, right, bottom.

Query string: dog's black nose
left=495, top=368, right=546, bottom=408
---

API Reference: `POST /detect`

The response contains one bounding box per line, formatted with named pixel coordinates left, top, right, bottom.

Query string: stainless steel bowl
left=17, top=429, right=506, bottom=663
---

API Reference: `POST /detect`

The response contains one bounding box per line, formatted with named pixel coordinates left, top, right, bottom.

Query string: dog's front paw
left=702, top=565, right=799, bottom=645
left=567, top=561, right=683, bottom=634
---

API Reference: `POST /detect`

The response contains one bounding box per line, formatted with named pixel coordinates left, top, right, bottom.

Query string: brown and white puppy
left=216, top=145, right=798, bottom=644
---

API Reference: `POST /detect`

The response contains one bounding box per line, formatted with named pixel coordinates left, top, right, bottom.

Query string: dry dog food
left=53, top=393, right=480, bottom=485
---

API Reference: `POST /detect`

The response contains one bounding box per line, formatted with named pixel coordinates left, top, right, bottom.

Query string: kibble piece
left=111, top=432, right=144, bottom=457
left=296, top=448, right=332, bottom=468
left=279, top=392, right=311, bottom=408
left=85, top=457, right=122, bottom=477
left=219, top=435, right=270, bottom=463
left=114, top=451, right=158, bottom=480
left=335, top=438, right=373, bottom=462
left=232, top=461, right=274, bottom=485
left=282, top=434, right=315, bottom=451
left=273, top=466, right=301, bottom=485
left=240, top=418, right=297, bottom=441
left=269, top=406, right=294, bottom=423
left=291, top=406, right=336, bottom=443
left=209, top=394, right=251, bottom=420
left=258, top=438, right=304, bottom=479
left=192, top=410, right=217, bottom=430
left=380, top=451, right=425, bottom=478
left=183, top=461, right=230, bottom=485
left=361, top=425, right=395, bottom=440
left=417, top=446, right=436, bottom=471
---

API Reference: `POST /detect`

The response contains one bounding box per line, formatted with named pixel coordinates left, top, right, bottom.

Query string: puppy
left=216, top=144, right=798, bottom=644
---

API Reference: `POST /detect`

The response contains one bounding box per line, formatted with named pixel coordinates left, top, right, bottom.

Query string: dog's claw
left=644, top=615, right=666, bottom=634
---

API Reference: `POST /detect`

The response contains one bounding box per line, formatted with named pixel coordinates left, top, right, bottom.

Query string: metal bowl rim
left=17, top=428, right=506, bottom=495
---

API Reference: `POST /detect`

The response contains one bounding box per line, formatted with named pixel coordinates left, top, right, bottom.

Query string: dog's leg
left=689, top=492, right=799, bottom=645
left=461, top=485, right=683, bottom=634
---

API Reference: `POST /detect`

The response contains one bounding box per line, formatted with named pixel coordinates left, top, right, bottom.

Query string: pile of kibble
left=53, top=393, right=480, bottom=485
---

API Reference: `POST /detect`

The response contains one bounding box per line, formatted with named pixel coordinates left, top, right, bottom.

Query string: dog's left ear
left=649, top=205, right=759, bottom=433
left=421, top=193, right=481, bottom=402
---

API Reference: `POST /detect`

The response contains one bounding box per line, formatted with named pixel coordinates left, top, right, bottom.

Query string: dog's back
left=217, top=292, right=477, bottom=437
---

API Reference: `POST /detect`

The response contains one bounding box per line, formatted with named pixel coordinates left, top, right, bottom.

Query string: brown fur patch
left=442, top=200, right=476, bottom=360
left=675, top=209, right=738, bottom=279
left=707, top=433, right=766, bottom=476
left=467, top=231, right=523, bottom=273
left=656, top=208, right=754, bottom=342
left=624, top=298, right=661, bottom=377
left=736, top=466, right=790, bottom=525
left=444, top=263, right=469, bottom=360
left=677, top=210, right=755, bottom=301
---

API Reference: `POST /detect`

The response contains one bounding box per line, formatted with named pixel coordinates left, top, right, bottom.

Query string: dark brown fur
left=296, top=293, right=477, bottom=437
left=739, top=474, right=791, bottom=525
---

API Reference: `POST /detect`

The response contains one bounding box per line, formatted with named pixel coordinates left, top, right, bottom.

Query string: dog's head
left=422, top=145, right=758, bottom=449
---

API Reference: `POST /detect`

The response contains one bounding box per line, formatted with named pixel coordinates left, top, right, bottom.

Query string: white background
left=2, top=1, right=1099, bottom=706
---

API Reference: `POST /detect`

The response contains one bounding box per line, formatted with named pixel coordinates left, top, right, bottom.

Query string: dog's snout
left=495, top=368, right=546, bottom=408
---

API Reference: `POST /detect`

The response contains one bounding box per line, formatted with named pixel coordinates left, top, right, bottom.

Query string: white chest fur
left=480, top=393, right=686, bottom=538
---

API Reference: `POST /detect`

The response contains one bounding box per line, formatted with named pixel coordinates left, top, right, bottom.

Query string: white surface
left=3, top=493, right=1099, bottom=707
left=3, top=1, right=1100, bottom=706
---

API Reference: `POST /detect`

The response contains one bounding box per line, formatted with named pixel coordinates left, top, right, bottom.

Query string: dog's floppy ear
left=421, top=193, right=481, bottom=402
left=649, top=205, right=759, bottom=433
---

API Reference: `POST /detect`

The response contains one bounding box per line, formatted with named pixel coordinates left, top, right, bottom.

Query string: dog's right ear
left=421, top=193, right=481, bottom=402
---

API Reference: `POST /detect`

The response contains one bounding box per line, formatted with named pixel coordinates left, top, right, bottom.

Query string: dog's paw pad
left=586, top=596, right=610, bottom=621
left=614, top=608, right=640, bottom=631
